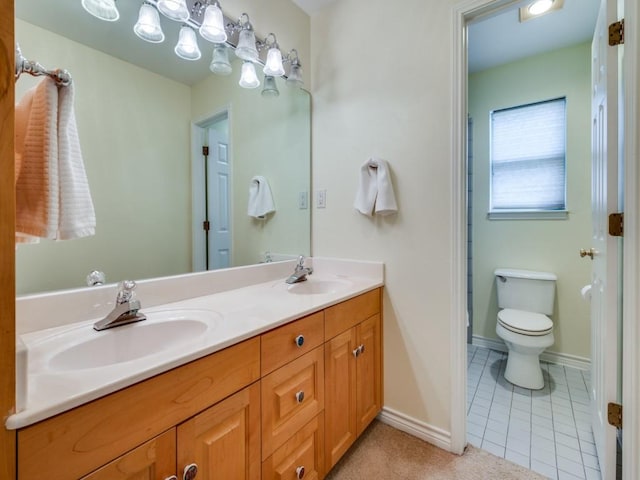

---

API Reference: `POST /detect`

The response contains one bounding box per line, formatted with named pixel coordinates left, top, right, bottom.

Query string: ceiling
left=468, top=0, right=601, bottom=73
left=16, top=0, right=601, bottom=85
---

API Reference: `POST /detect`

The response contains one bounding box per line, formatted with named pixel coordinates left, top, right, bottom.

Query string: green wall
left=469, top=42, right=592, bottom=360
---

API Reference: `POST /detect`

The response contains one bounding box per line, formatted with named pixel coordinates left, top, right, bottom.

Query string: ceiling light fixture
left=519, top=0, right=564, bottom=22
left=80, top=0, right=305, bottom=91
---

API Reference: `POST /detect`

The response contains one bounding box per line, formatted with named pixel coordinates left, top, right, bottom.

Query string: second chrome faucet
left=286, top=255, right=313, bottom=284
left=94, top=280, right=147, bottom=331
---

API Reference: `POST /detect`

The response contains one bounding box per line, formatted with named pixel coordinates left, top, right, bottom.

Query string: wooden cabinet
left=177, top=382, right=261, bottom=480
left=324, top=294, right=382, bottom=471
left=16, top=289, right=382, bottom=480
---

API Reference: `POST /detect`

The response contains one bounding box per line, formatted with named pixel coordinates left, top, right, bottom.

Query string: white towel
left=248, top=175, right=275, bottom=218
left=354, top=157, right=398, bottom=216
left=15, top=77, right=95, bottom=243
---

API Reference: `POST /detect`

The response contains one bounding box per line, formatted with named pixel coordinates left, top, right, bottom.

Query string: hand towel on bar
left=56, top=81, right=96, bottom=239
left=354, top=157, right=398, bottom=216
left=248, top=175, right=275, bottom=218
left=15, top=77, right=96, bottom=243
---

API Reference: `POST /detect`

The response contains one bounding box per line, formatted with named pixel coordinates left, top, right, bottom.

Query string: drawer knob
left=296, top=466, right=306, bottom=479
left=295, top=334, right=305, bottom=347
left=183, top=463, right=198, bottom=480
left=359, top=344, right=365, bottom=355
left=353, top=346, right=361, bottom=358
left=295, top=390, right=305, bottom=403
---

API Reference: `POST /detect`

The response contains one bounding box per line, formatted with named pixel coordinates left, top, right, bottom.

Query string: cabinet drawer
left=262, top=311, right=324, bottom=376
left=263, top=413, right=325, bottom=480
left=262, top=346, right=325, bottom=460
left=325, top=289, right=380, bottom=340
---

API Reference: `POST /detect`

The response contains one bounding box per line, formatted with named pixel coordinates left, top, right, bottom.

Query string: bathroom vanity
left=10, top=259, right=383, bottom=480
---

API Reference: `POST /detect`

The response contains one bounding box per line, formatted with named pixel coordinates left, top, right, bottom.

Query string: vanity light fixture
left=157, top=0, right=190, bottom=22
left=199, top=2, right=227, bottom=43
left=209, top=44, right=232, bottom=75
left=134, top=2, right=165, bottom=43
left=81, top=0, right=120, bottom=22
left=80, top=0, right=305, bottom=89
left=519, top=0, right=564, bottom=22
left=239, top=61, right=260, bottom=88
left=175, top=25, right=201, bottom=60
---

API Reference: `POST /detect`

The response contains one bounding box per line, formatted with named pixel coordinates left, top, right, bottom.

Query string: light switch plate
left=317, top=190, right=326, bottom=208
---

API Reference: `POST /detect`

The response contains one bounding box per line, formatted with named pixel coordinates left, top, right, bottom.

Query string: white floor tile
left=467, top=346, right=600, bottom=480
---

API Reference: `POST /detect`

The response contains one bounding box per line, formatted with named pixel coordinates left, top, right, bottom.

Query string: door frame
left=449, top=1, right=639, bottom=478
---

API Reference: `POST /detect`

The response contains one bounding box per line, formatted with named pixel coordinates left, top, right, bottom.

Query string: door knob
left=580, top=248, right=595, bottom=259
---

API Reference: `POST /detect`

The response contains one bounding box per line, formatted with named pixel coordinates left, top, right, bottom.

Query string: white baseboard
left=378, top=406, right=452, bottom=452
left=471, top=335, right=591, bottom=371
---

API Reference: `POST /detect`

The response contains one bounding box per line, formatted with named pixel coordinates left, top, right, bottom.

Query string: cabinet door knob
left=296, top=466, right=306, bottom=479
left=295, top=390, right=305, bottom=403
left=353, top=346, right=361, bottom=358
left=295, top=334, right=305, bottom=347
left=183, top=463, right=198, bottom=480
left=359, top=344, right=365, bottom=355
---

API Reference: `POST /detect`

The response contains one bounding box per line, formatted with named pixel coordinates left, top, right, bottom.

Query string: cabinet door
left=356, top=313, right=382, bottom=436
left=80, top=429, right=176, bottom=480
left=177, top=382, right=260, bottom=480
left=324, top=328, right=357, bottom=471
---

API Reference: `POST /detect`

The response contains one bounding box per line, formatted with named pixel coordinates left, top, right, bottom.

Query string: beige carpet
left=325, top=421, right=546, bottom=479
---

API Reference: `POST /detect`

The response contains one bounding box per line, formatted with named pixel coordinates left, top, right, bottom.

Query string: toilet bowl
left=494, top=269, right=556, bottom=390
left=496, top=308, right=554, bottom=390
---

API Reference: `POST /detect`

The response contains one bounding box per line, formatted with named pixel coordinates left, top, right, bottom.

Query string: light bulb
left=263, top=47, right=285, bottom=77
left=134, top=3, right=164, bottom=43
left=528, top=0, right=554, bottom=16
left=235, top=28, right=259, bottom=62
left=210, top=45, right=232, bottom=75
left=239, top=61, right=260, bottom=88
left=157, top=0, right=189, bottom=22
left=200, top=3, right=227, bottom=43
left=81, top=0, right=120, bottom=21
left=175, top=26, right=201, bottom=61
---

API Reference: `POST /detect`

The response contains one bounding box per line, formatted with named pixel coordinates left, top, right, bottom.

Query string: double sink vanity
left=9, top=257, right=384, bottom=480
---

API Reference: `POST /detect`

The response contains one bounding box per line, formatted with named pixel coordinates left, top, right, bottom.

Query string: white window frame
left=488, top=97, right=568, bottom=220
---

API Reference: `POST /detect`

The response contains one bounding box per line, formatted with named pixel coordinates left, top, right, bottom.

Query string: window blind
left=490, top=98, right=566, bottom=211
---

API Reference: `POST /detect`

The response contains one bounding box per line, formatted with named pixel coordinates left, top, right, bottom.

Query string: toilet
left=494, top=268, right=556, bottom=390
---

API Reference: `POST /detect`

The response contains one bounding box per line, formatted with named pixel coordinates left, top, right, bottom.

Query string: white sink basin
left=287, top=278, right=353, bottom=295
left=47, top=309, right=220, bottom=371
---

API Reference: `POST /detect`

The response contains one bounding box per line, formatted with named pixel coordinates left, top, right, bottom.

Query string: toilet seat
left=498, top=308, right=553, bottom=336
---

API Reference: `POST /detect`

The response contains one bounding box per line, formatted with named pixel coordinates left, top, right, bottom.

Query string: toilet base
left=504, top=350, right=544, bottom=390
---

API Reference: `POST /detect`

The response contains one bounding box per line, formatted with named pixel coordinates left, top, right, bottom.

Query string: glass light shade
left=134, top=3, right=165, bottom=43
left=175, top=26, right=201, bottom=61
left=209, top=45, right=232, bottom=75
left=261, top=76, right=280, bottom=97
left=157, top=0, right=189, bottom=22
left=239, top=61, right=260, bottom=88
left=286, top=63, right=304, bottom=88
left=235, top=28, right=259, bottom=62
left=81, top=0, right=120, bottom=21
left=263, top=47, right=285, bottom=77
left=199, top=4, right=227, bottom=43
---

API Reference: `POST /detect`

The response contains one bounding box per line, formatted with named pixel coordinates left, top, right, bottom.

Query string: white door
left=590, top=0, right=620, bottom=476
left=207, top=126, right=231, bottom=269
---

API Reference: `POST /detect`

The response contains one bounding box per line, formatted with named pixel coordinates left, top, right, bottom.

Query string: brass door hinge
left=202, top=145, right=209, bottom=156
left=608, top=402, right=623, bottom=429
left=609, top=19, right=624, bottom=46
left=609, top=213, right=624, bottom=237
left=202, top=220, right=210, bottom=232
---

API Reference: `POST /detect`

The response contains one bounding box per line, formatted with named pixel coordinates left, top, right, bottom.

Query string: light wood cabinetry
left=15, top=289, right=382, bottom=480
left=324, top=293, right=382, bottom=472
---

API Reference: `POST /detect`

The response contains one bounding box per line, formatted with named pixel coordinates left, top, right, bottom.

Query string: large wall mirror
left=15, top=0, right=311, bottom=295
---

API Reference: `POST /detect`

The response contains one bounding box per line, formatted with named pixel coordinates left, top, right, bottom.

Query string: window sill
left=487, top=210, right=569, bottom=220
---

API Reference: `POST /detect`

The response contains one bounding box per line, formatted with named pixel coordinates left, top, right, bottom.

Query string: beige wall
left=15, top=20, right=192, bottom=294
left=310, top=0, right=458, bottom=432
left=469, top=43, right=592, bottom=359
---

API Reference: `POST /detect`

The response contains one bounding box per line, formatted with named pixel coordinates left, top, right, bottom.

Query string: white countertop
left=7, top=258, right=383, bottom=429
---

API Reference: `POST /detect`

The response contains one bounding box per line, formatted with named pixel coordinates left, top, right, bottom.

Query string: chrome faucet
left=93, top=280, right=147, bottom=331
left=286, top=255, right=314, bottom=284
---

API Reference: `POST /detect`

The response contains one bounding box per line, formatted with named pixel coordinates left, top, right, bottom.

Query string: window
left=490, top=98, right=566, bottom=217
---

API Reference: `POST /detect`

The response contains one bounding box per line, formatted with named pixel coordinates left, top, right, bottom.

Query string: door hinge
left=202, top=220, right=210, bottom=232
left=608, top=402, right=623, bottom=429
left=202, top=145, right=209, bottom=156
left=609, top=213, right=624, bottom=237
left=609, top=19, right=624, bottom=46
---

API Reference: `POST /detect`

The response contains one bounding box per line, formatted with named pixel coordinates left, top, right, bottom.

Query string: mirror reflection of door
left=192, top=112, right=231, bottom=272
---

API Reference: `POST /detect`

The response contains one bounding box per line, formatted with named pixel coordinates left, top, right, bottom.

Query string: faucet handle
left=297, top=255, right=305, bottom=266
left=116, top=280, right=137, bottom=304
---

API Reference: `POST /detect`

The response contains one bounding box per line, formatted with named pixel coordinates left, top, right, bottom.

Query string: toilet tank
left=495, top=268, right=557, bottom=315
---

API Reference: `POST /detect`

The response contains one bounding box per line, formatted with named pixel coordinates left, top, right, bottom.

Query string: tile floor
left=467, top=344, right=602, bottom=480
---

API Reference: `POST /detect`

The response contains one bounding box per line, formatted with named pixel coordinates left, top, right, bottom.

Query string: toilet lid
left=498, top=308, right=553, bottom=336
